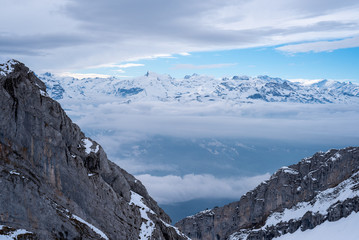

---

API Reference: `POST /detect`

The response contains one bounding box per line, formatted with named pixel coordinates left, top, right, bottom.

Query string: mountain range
left=38, top=72, right=359, bottom=105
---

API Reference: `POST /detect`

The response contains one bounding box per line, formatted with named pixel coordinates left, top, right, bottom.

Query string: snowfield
left=275, top=211, right=359, bottom=240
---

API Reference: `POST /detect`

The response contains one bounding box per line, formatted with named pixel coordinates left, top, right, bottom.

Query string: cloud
left=178, top=52, right=191, bottom=56
left=1, top=0, right=359, bottom=72
left=66, top=101, right=359, bottom=145
left=276, top=36, right=359, bottom=53
left=115, top=69, right=125, bottom=73
left=117, top=63, right=145, bottom=68
left=136, top=173, right=271, bottom=204
left=287, top=78, right=326, bottom=85
left=173, top=63, right=237, bottom=69
left=116, top=158, right=177, bottom=175
left=0, top=33, right=92, bottom=56
left=58, top=72, right=112, bottom=79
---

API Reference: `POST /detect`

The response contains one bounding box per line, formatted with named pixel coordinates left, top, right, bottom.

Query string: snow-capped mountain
left=38, top=72, right=359, bottom=104
left=176, top=147, right=359, bottom=240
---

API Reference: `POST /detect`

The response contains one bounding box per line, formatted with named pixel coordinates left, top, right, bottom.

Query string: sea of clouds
left=61, top=100, right=359, bottom=204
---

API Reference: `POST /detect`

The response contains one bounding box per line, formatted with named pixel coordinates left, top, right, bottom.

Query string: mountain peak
left=43, top=72, right=53, bottom=77
left=232, top=75, right=250, bottom=80
left=0, top=59, right=25, bottom=76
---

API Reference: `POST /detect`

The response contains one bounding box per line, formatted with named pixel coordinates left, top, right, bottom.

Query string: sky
left=1, top=0, right=359, bottom=82
left=2, top=0, right=359, bottom=209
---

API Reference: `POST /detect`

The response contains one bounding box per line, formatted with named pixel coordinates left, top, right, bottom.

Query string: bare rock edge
left=0, top=60, right=188, bottom=240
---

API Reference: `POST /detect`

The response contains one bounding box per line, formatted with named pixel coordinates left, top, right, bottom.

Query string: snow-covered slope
left=38, top=72, right=359, bottom=104
left=274, top=211, right=359, bottom=240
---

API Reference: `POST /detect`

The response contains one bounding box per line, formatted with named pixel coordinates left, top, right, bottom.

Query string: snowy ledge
left=130, top=191, right=156, bottom=240
left=81, top=138, right=100, bottom=154
left=71, top=215, right=109, bottom=240
left=0, top=225, right=32, bottom=239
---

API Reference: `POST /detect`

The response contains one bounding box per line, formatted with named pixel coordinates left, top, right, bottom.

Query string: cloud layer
left=1, top=0, right=359, bottom=72
left=136, top=173, right=271, bottom=204
left=69, top=101, right=359, bottom=143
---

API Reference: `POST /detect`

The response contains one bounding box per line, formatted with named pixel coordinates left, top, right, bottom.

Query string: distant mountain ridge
left=38, top=72, right=359, bottom=104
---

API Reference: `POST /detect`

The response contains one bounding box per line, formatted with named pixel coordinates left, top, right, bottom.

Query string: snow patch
left=71, top=215, right=109, bottom=240
left=199, top=209, right=214, bottom=215
left=9, top=170, right=25, bottom=179
left=160, top=220, right=190, bottom=240
left=0, top=225, right=32, bottom=240
left=280, top=167, right=299, bottom=175
left=0, top=60, right=16, bottom=76
left=228, top=231, right=250, bottom=240
left=130, top=191, right=155, bottom=240
left=188, top=208, right=214, bottom=219
left=328, top=152, right=341, bottom=162
left=274, top=211, right=359, bottom=239
left=81, top=138, right=99, bottom=154
left=39, top=89, right=49, bottom=97
left=9, top=170, right=20, bottom=176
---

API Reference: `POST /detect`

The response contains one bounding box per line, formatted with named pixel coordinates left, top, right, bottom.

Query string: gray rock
left=0, top=60, right=188, bottom=240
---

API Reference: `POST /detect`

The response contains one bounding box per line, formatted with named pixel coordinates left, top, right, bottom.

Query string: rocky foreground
left=176, top=147, right=359, bottom=240
left=0, top=60, right=188, bottom=239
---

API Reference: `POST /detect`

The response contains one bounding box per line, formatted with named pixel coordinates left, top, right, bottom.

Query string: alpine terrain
left=176, top=147, right=359, bottom=240
left=39, top=72, right=359, bottom=105
left=0, top=60, right=188, bottom=239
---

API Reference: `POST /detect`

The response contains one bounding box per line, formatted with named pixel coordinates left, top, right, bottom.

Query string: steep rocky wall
left=176, top=146, right=359, bottom=240
left=0, top=60, right=188, bottom=240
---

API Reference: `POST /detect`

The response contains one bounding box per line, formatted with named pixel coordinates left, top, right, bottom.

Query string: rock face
left=0, top=60, right=188, bottom=240
left=176, top=147, right=359, bottom=240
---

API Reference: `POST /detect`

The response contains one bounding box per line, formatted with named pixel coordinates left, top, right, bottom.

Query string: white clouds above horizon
left=116, top=63, right=145, bottom=68
left=1, top=0, right=359, bottom=72
left=58, top=72, right=112, bottom=79
left=66, top=101, right=359, bottom=145
left=136, top=173, right=271, bottom=204
left=173, top=63, right=237, bottom=70
left=277, top=36, right=359, bottom=53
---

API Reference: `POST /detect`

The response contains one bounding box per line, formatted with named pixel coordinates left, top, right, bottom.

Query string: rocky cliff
left=176, top=147, right=359, bottom=240
left=0, top=59, right=188, bottom=240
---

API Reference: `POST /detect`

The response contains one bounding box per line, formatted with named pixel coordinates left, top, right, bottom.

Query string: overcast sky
left=1, top=0, right=359, bottom=80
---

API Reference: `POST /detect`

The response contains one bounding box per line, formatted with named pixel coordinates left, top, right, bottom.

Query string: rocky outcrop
left=0, top=60, right=188, bottom=240
left=176, top=146, right=359, bottom=240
